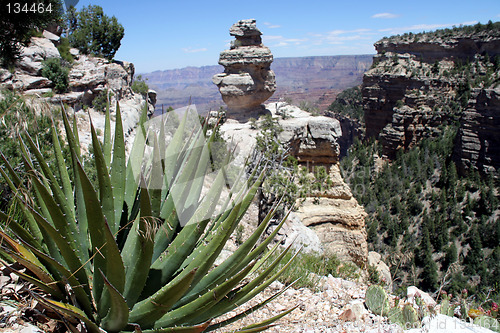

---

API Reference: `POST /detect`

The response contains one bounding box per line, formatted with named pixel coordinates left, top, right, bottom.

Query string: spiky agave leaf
left=0, top=102, right=296, bottom=332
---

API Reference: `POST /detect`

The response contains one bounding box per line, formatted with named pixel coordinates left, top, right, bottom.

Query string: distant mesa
left=212, top=19, right=276, bottom=121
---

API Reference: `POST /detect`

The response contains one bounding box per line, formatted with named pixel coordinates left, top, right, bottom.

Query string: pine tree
left=443, top=243, right=457, bottom=270
left=419, top=225, right=439, bottom=291
left=464, top=225, right=486, bottom=278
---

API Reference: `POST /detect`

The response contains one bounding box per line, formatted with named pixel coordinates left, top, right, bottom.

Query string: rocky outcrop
left=375, top=30, right=500, bottom=63
left=454, top=88, right=500, bottom=174
left=0, top=33, right=156, bottom=153
left=0, top=33, right=155, bottom=111
left=363, top=52, right=456, bottom=156
left=272, top=103, right=367, bottom=265
left=363, top=27, right=500, bottom=174
left=212, top=19, right=276, bottom=120
left=221, top=102, right=368, bottom=265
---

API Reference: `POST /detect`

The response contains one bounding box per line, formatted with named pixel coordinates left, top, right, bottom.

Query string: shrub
left=131, top=75, right=149, bottom=96
left=41, top=58, right=69, bottom=93
left=0, top=90, right=53, bottom=211
left=56, top=37, right=74, bottom=63
left=92, top=89, right=114, bottom=112
left=67, top=5, right=124, bottom=60
left=270, top=251, right=360, bottom=291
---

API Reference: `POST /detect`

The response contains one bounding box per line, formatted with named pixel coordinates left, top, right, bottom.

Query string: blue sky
left=71, top=0, right=500, bottom=73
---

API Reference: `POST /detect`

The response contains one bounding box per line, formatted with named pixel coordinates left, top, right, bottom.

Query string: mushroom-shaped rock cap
left=229, top=19, right=262, bottom=37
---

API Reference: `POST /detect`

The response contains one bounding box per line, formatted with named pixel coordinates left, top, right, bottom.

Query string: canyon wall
left=142, top=55, right=372, bottom=114
left=363, top=27, right=500, bottom=174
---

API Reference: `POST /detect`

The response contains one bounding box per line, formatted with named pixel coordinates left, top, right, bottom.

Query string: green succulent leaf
left=110, top=102, right=127, bottom=233
left=121, top=185, right=155, bottom=307
left=100, top=270, right=130, bottom=333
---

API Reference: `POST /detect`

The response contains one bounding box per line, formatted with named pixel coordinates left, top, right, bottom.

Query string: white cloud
left=264, top=35, right=283, bottom=40
left=309, top=29, right=373, bottom=45
left=372, top=12, right=399, bottom=19
left=379, top=21, right=479, bottom=35
left=182, top=47, right=207, bottom=53
left=264, top=22, right=281, bottom=29
left=264, top=35, right=308, bottom=47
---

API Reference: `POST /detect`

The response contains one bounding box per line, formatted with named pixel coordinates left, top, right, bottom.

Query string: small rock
left=42, top=30, right=60, bottom=44
left=407, top=286, right=437, bottom=308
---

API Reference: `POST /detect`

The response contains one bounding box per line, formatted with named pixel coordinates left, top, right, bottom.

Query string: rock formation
left=0, top=32, right=156, bottom=151
left=220, top=102, right=368, bottom=265
left=274, top=103, right=368, bottom=265
left=363, top=27, right=500, bottom=174
left=454, top=88, right=500, bottom=174
left=212, top=19, right=276, bottom=120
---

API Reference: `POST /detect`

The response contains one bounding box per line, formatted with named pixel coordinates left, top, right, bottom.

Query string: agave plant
left=0, top=102, right=295, bottom=332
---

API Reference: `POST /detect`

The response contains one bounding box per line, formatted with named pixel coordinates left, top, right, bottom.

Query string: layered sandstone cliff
left=275, top=104, right=368, bottom=265
left=363, top=25, right=500, bottom=174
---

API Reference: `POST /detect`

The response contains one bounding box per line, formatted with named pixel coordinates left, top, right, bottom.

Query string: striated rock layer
left=454, top=88, right=500, bottom=174
left=273, top=104, right=367, bottom=265
left=363, top=28, right=500, bottom=174
left=213, top=19, right=276, bottom=121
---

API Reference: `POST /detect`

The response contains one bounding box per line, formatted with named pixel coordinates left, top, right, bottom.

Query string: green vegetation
left=381, top=20, right=500, bottom=44
left=92, top=89, right=114, bottom=112
left=253, top=114, right=299, bottom=219
left=56, top=37, right=74, bottom=63
left=327, top=86, right=363, bottom=121
left=131, top=75, right=149, bottom=96
left=269, top=250, right=360, bottom=291
left=41, top=57, right=70, bottom=93
left=66, top=5, right=124, bottom=60
left=342, top=127, right=499, bottom=301
left=0, top=91, right=54, bottom=210
left=0, top=100, right=294, bottom=332
left=0, top=0, right=63, bottom=67
left=365, top=285, right=390, bottom=316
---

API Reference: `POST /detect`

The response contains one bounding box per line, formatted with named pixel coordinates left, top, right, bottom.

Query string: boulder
left=42, top=30, right=60, bottom=44
left=16, top=37, right=61, bottom=75
left=49, top=91, right=85, bottom=104
left=24, top=88, right=52, bottom=96
left=367, top=251, right=392, bottom=288
left=12, top=74, right=51, bottom=90
left=0, top=69, right=13, bottom=83
left=407, top=286, right=437, bottom=309
left=274, top=212, right=324, bottom=254
left=213, top=19, right=276, bottom=120
left=147, top=89, right=157, bottom=106
left=69, top=48, right=80, bottom=56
